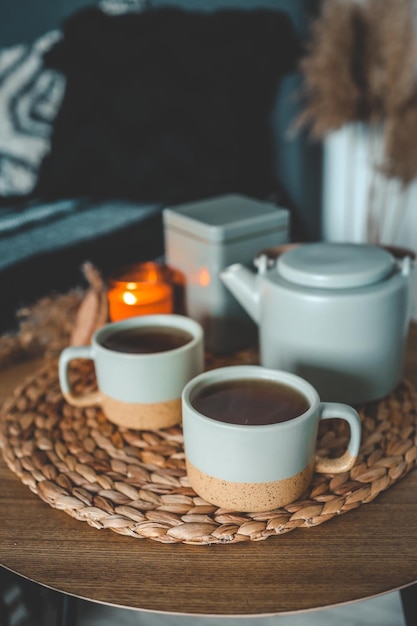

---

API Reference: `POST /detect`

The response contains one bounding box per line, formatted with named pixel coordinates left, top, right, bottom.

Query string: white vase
left=322, top=122, right=417, bottom=320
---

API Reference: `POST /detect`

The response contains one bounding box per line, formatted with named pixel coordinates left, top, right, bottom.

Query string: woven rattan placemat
left=1, top=353, right=417, bottom=545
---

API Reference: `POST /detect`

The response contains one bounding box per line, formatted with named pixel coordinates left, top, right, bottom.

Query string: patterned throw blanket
left=0, top=1, right=164, bottom=274
left=0, top=30, right=64, bottom=198
left=0, top=0, right=147, bottom=198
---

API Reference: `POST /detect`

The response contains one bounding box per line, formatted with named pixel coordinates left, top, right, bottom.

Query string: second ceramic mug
left=182, top=365, right=362, bottom=512
left=59, top=314, right=204, bottom=429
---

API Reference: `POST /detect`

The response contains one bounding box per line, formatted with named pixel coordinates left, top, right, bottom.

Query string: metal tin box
left=163, top=194, right=289, bottom=352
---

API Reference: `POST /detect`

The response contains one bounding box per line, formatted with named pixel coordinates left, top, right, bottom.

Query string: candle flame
left=123, top=291, right=138, bottom=305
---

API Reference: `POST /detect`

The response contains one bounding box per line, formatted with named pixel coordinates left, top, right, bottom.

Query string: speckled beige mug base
left=186, top=459, right=315, bottom=513
left=101, top=395, right=182, bottom=430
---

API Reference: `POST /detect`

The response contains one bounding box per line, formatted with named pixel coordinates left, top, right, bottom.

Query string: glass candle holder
left=107, top=262, right=174, bottom=322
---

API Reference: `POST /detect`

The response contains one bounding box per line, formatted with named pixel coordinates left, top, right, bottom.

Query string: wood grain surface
left=1, top=326, right=417, bottom=616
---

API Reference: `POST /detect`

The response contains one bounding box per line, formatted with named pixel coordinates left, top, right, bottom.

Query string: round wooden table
left=1, top=326, right=417, bottom=623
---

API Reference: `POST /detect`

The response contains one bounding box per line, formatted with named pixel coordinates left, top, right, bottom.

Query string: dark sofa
left=0, top=1, right=321, bottom=333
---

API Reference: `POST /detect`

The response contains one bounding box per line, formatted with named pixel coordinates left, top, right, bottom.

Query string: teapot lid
left=276, top=242, right=395, bottom=289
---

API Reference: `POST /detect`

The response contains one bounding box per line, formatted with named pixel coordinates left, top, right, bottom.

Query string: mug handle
left=315, top=402, right=361, bottom=473
left=58, top=346, right=103, bottom=408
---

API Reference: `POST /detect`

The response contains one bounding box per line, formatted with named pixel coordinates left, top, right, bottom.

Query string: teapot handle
left=254, top=243, right=301, bottom=272
left=381, top=245, right=415, bottom=276
left=382, top=245, right=416, bottom=261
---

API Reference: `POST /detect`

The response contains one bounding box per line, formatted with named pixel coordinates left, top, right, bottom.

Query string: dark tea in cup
left=101, top=325, right=193, bottom=354
left=191, top=378, right=309, bottom=426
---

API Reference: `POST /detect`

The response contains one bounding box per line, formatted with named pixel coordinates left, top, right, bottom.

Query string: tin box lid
left=163, top=194, right=289, bottom=243
left=277, top=242, right=395, bottom=289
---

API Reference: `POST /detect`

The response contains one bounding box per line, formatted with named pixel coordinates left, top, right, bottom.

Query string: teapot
left=221, top=242, right=414, bottom=403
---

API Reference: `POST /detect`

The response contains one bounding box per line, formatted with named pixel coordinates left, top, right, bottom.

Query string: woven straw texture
left=1, top=354, right=417, bottom=545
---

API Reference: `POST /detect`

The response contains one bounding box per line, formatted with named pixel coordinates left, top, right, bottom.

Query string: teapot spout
left=221, top=264, right=260, bottom=323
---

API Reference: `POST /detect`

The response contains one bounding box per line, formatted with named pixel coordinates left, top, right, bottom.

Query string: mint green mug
left=59, top=314, right=204, bottom=430
left=182, top=365, right=361, bottom=512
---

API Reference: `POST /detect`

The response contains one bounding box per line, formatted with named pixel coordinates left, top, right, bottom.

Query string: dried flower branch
left=365, top=0, right=417, bottom=117
left=0, top=290, right=83, bottom=370
left=0, top=262, right=109, bottom=370
left=384, top=89, right=417, bottom=183
left=297, top=0, right=368, bottom=137
left=70, top=262, right=109, bottom=346
left=298, top=0, right=417, bottom=185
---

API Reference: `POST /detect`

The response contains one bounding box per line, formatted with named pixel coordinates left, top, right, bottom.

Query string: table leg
left=400, top=584, right=417, bottom=626
left=56, top=594, right=77, bottom=626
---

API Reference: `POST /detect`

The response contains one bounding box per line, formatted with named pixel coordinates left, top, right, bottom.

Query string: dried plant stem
left=299, top=0, right=417, bottom=186
left=0, top=262, right=109, bottom=370
left=0, top=290, right=83, bottom=371
left=297, top=0, right=365, bottom=137
left=70, top=263, right=109, bottom=346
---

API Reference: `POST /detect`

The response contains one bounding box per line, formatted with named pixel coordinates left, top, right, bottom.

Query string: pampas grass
left=0, top=290, right=83, bottom=370
left=299, top=0, right=417, bottom=244
left=297, top=0, right=367, bottom=137
left=365, top=0, right=417, bottom=117
left=384, top=92, right=417, bottom=183
left=299, top=0, right=417, bottom=182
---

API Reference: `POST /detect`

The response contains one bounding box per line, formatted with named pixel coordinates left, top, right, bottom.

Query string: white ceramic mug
left=59, top=315, right=204, bottom=429
left=182, top=365, right=362, bottom=512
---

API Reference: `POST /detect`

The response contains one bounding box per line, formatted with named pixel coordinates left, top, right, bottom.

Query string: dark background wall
left=0, top=1, right=317, bottom=47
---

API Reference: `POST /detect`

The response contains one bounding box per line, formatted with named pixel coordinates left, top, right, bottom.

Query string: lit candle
left=107, top=262, right=174, bottom=321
